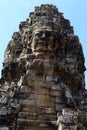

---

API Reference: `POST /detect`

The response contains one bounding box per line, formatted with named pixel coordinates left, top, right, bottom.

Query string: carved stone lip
left=37, top=40, right=47, bottom=43
left=34, top=46, right=48, bottom=52
left=36, top=41, right=43, bottom=44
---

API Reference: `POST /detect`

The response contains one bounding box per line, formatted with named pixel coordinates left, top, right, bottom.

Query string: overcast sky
left=0, top=0, right=87, bottom=88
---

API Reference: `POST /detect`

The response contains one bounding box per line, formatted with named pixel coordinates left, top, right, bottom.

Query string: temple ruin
left=0, top=4, right=87, bottom=130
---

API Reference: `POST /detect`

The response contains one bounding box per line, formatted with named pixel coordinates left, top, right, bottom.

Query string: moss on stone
left=77, top=123, right=85, bottom=130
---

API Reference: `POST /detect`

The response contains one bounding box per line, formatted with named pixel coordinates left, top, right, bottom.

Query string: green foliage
left=77, top=111, right=87, bottom=129
left=77, top=123, right=85, bottom=130
left=78, top=111, right=86, bottom=123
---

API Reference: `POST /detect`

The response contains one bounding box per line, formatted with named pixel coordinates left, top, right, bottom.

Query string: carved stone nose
left=42, top=32, right=46, bottom=38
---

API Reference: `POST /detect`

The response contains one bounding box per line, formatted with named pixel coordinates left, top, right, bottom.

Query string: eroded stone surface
left=0, top=4, right=86, bottom=130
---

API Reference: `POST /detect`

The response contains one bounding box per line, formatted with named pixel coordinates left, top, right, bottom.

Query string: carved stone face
left=31, top=26, right=57, bottom=53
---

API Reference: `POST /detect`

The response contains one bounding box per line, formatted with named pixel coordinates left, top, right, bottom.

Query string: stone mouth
left=34, top=46, right=47, bottom=52
left=36, top=41, right=45, bottom=45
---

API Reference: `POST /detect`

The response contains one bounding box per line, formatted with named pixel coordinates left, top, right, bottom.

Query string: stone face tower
left=0, top=4, right=86, bottom=130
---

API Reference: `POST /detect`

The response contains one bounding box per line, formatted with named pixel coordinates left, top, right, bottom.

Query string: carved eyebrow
left=34, top=30, right=53, bottom=37
left=45, top=31, right=52, bottom=36
left=34, top=31, right=42, bottom=34
left=34, top=31, right=43, bottom=37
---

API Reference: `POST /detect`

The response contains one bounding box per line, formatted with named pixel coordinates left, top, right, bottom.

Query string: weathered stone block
left=56, top=104, right=65, bottom=111
left=43, top=63, right=55, bottom=75
left=38, top=114, right=56, bottom=120
left=51, top=90, right=63, bottom=97
left=51, top=84, right=62, bottom=91
left=20, top=85, right=30, bottom=92
left=39, top=82, right=51, bottom=89
left=0, top=127, right=9, bottom=130
left=38, top=107, right=56, bottom=115
left=18, top=112, right=37, bottom=120
left=38, top=94, right=55, bottom=107
left=56, top=97, right=65, bottom=104
left=58, top=123, right=77, bottom=130
left=21, top=100, right=37, bottom=112
left=46, top=76, right=58, bottom=82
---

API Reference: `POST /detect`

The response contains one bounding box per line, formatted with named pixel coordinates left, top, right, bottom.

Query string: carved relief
left=0, top=4, right=86, bottom=130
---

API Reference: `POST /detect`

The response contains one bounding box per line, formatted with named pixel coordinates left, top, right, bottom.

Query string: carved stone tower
left=0, top=4, right=86, bottom=130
